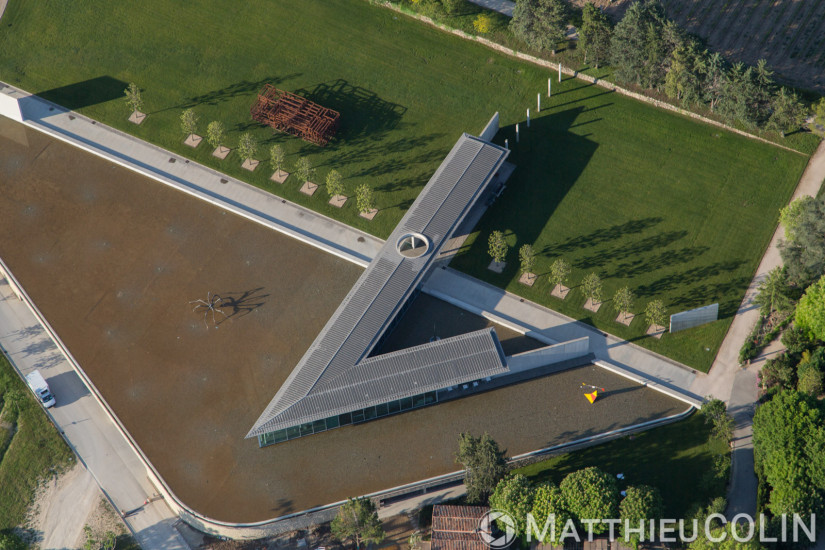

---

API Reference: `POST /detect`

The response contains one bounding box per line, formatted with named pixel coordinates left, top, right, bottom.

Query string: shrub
left=206, top=121, right=225, bottom=149
left=269, top=144, right=286, bottom=174
left=759, top=352, right=796, bottom=391
left=782, top=325, right=812, bottom=354
left=473, top=13, right=493, bottom=34
left=518, top=244, right=536, bottom=275
left=797, top=361, right=823, bottom=396
left=237, top=133, right=258, bottom=162
left=326, top=169, right=345, bottom=198
left=490, top=474, right=535, bottom=536
left=356, top=184, right=375, bottom=214
left=488, top=231, right=509, bottom=264
left=124, top=82, right=143, bottom=113
left=796, top=275, right=825, bottom=341
left=645, top=299, right=667, bottom=328
left=180, top=108, right=198, bottom=136
left=560, top=467, right=618, bottom=533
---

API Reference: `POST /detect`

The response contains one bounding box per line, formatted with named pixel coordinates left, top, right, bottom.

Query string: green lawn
left=0, top=0, right=811, bottom=369
left=0, top=355, right=73, bottom=529
left=514, top=413, right=729, bottom=518
left=451, top=94, right=808, bottom=370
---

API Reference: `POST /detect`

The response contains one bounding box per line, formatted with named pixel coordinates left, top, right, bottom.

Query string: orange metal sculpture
left=250, top=84, right=340, bottom=147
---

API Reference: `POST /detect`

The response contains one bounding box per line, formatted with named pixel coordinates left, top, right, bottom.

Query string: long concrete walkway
left=2, top=83, right=383, bottom=268
left=0, top=279, right=188, bottom=550
left=422, top=268, right=702, bottom=405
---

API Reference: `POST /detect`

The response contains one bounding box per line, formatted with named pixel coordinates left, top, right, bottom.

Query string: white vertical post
left=527, top=108, right=530, bottom=127
left=537, top=93, right=541, bottom=112
left=505, top=138, right=509, bottom=150
left=548, top=77, right=552, bottom=97
left=559, top=63, right=562, bottom=82
left=516, top=123, right=520, bottom=143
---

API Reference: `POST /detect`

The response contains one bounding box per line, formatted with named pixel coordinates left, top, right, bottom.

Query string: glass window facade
left=258, top=390, right=439, bottom=447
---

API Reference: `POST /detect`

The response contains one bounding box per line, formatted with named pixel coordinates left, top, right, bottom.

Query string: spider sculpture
left=189, top=292, right=229, bottom=329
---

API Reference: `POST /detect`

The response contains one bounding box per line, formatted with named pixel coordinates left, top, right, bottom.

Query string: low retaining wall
left=507, top=336, right=589, bottom=372
left=0, top=85, right=24, bottom=122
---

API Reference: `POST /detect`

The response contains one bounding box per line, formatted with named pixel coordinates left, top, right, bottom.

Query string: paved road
left=0, top=281, right=188, bottom=550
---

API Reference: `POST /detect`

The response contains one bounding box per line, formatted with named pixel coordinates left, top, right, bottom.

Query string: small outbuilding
left=431, top=505, right=490, bottom=550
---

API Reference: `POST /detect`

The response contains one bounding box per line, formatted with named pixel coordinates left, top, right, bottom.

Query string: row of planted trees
left=487, top=230, right=669, bottom=333
left=123, top=83, right=380, bottom=220
left=510, top=0, right=811, bottom=137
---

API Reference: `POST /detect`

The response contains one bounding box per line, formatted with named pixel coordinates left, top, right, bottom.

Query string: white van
left=25, top=370, right=56, bottom=408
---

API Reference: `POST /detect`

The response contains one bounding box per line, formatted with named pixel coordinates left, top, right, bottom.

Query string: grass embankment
left=0, top=0, right=810, bottom=369
left=0, top=355, right=73, bottom=529
left=514, top=413, right=729, bottom=518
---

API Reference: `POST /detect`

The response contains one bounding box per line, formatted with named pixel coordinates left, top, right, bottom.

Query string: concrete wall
left=0, top=258, right=23, bottom=301
left=0, top=85, right=24, bottom=122
left=506, top=336, right=589, bottom=373
left=479, top=111, right=499, bottom=142
left=670, top=303, right=719, bottom=333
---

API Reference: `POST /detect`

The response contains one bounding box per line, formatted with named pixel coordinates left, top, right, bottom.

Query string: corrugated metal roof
left=247, top=134, right=509, bottom=438
left=432, top=505, right=491, bottom=550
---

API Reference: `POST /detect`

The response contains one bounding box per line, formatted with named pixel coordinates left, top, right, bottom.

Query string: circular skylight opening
left=396, top=232, right=430, bottom=258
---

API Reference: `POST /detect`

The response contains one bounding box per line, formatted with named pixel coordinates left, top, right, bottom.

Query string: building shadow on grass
left=453, top=106, right=599, bottom=281
left=35, top=76, right=128, bottom=111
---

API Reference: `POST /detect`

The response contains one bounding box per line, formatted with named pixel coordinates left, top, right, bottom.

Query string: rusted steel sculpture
left=250, top=84, right=340, bottom=146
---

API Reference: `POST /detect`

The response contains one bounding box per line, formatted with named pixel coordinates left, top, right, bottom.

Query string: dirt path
left=26, top=463, right=102, bottom=550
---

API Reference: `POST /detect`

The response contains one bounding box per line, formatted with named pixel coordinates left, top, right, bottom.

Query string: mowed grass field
left=0, top=355, right=72, bottom=529
left=515, top=413, right=728, bottom=518
left=451, top=94, right=807, bottom=370
left=0, top=0, right=810, bottom=369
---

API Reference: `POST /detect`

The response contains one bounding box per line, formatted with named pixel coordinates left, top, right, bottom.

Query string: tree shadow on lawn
left=36, top=75, right=129, bottom=111
left=600, top=243, right=710, bottom=279
left=531, top=415, right=716, bottom=517
left=171, top=73, right=303, bottom=111
left=636, top=267, right=749, bottom=320
left=574, top=230, right=692, bottom=270
left=540, top=217, right=664, bottom=258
